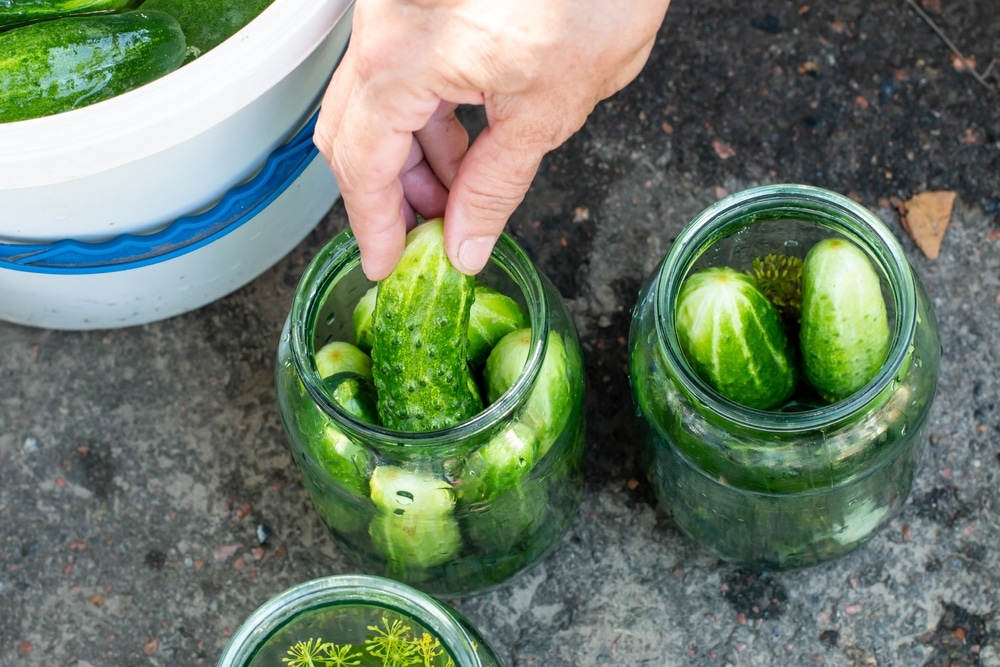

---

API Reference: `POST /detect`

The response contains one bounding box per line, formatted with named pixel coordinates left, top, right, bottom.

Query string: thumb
left=442, top=121, right=549, bottom=274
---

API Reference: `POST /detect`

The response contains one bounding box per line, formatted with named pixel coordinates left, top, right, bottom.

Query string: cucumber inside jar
left=675, top=218, right=893, bottom=413
left=631, top=206, right=928, bottom=569
left=288, top=219, right=581, bottom=593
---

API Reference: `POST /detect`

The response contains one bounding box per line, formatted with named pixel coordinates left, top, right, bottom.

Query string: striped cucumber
left=675, top=267, right=797, bottom=410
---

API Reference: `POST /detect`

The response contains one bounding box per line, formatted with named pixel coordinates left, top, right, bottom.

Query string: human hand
left=314, top=0, right=671, bottom=280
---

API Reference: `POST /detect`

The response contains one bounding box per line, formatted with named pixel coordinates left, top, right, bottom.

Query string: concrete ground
left=2, top=1, right=999, bottom=665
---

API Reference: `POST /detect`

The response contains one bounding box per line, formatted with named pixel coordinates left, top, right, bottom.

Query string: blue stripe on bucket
left=0, top=111, right=322, bottom=275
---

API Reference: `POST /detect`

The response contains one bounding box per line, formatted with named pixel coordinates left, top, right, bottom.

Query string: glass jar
left=217, top=574, right=503, bottom=667
left=276, top=228, right=585, bottom=597
left=628, top=184, right=941, bottom=569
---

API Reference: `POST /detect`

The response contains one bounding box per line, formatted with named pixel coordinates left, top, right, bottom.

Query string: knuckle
left=460, top=178, right=527, bottom=218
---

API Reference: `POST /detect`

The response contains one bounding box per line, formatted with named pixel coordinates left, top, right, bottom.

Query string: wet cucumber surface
left=0, top=0, right=275, bottom=122
left=0, top=10, right=186, bottom=122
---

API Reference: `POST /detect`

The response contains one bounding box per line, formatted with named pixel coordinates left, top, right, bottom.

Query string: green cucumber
left=321, top=373, right=380, bottom=426
left=455, top=423, right=545, bottom=552
left=294, top=390, right=374, bottom=499
left=467, top=284, right=529, bottom=366
left=0, top=0, right=134, bottom=30
left=0, top=10, right=186, bottom=123
left=140, top=0, right=274, bottom=57
left=352, top=285, right=379, bottom=353
left=315, top=340, right=373, bottom=381
left=799, top=237, right=890, bottom=401
left=484, top=328, right=573, bottom=457
left=312, top=341, right=379, bottom=424
left=675, top=267, right=797, bottom=410
left=368, top=466, right=462, bottom=571
left=454, top=422, right=539, bottom=506
left=371, top=218, right=483, bottom=432
left=353, top=282, right=528, bottom=367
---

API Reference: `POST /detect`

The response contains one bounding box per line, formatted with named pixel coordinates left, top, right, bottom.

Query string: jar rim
left=216, top=574, right=487, bottom=667
left=288, top=227, right=551, bottom=453
left=653, top=183, right=918, bottom=430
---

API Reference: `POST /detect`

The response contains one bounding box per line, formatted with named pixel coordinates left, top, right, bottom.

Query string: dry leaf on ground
left=898, top=190, right=956, bottom=259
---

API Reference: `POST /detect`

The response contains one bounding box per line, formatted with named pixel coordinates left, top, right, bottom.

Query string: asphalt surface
left=2, top=1, right=999, bottom=666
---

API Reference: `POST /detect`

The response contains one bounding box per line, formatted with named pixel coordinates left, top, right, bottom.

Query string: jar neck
left=653, top=184, right=918, bottom=431
left=218, top=575, right=486, bottom=667
left=289, top=228, right=552, bottom=456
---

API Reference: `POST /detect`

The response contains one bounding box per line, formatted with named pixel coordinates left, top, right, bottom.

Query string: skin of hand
left=314, top=0, right=672, bottom=280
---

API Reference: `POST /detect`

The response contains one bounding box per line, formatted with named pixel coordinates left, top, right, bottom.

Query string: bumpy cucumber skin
left=676, top=267, right=797, bottom=410
left=371, top=219, right=483, bottom=432
left=353, top=282, right=527, bottom=366
left=0, top=0, right=133, bottom=29
left=0, top=10, right=186, bottom=123
left=800, top=238, right=890, bottom=401
left=140, top=0, right=274, bottom=56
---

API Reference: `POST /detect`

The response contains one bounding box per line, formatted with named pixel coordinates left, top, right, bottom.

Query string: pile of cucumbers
left=0, top=0, right=271, bottom=122
left=292, top=219, right=578, bottom=589
left=675, top=236, right=891, bottom=410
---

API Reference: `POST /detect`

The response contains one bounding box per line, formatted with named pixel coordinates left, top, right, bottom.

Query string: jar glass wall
left=217, top=575, right=503, bottom=667
left=276, top=228, right=585, bottom=596
left=628, top=184, right=941, bottom=569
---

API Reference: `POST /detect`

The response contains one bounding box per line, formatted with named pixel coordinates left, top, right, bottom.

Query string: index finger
left=314, top=62, right=442, bottom=279
left=314, top=71, right=404, bottom=278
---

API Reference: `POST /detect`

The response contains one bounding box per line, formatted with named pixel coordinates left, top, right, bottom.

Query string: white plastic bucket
left=0, top=0, right=354, bottom=329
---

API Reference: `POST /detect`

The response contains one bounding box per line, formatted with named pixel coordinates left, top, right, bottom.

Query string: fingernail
left=457, top=236, right=495, bottom=274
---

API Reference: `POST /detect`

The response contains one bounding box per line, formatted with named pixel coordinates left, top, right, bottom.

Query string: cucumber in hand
left=353, top=282, right=527, bottom=367
left=371, top=219, right=483, bottom=432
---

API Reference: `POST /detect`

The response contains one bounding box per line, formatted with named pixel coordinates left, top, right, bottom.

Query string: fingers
left=398, top=137, right=449, bottom=221
left=314, top=47, right=442, bottom=280
left=331, top=107, right=411, bottom=280
left=414, top=101, right=469, bottom=190
left=443, top=118, right=550, bottom=275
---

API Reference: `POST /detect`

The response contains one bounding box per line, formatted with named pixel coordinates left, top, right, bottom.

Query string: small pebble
left=256, top=524, right=271, bottom=545
left=22, top=437, right=38, bottom=454
left=213, top=544, right=240, bottom=562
